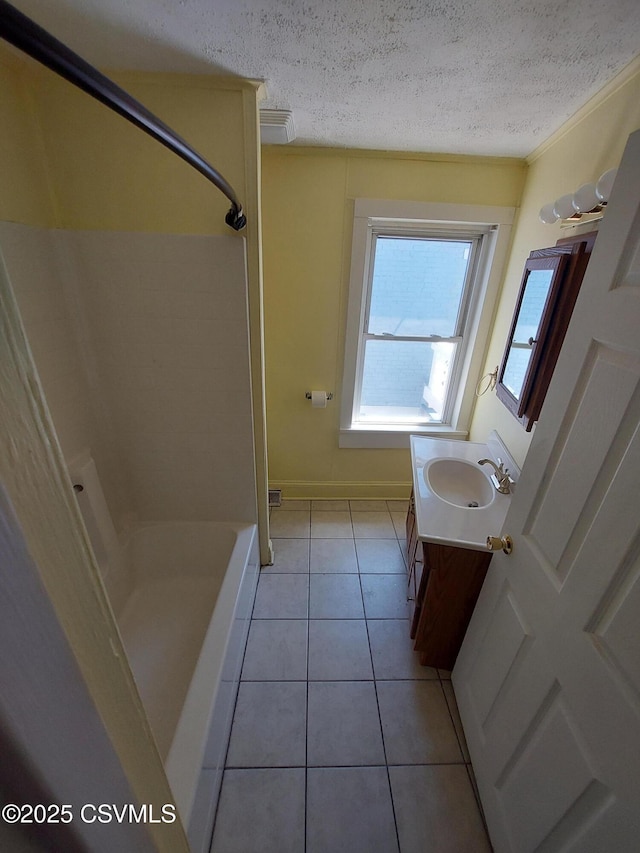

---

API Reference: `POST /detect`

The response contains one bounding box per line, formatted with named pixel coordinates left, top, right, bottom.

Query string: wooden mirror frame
left=496, top=231, right=597, bottom=431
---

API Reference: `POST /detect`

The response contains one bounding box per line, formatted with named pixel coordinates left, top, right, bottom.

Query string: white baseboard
left=267, top=480, right=412, bottom=501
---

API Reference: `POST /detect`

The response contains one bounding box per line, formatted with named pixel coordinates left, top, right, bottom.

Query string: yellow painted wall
left=469, top=60, right=640, bottom=467
left=0, top=46, right=58, bottom=225
left=0, top=46, right=260, bottom=239
left=29, top=69, right=253, bottom=234
left=261, top=147, right=526, bottom=498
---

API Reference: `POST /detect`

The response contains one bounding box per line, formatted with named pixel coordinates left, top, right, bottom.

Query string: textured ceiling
left=7, top=0, right=640, bottom=156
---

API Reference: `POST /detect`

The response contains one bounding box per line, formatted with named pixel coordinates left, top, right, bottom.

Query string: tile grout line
left=363, top=603, right=403, bottom=853
left=439, top=673, right=467, bottom=765
left=436, top=653, right=491, bottom=840
left=222, top=760, right=469, bottom=770
left=304, top=528, right=310, bottom=853
left=355, top=514, right=403, bottom=853
left=465, top=764, right=491, bottom=839
left=223, top=760, right=470, bottom=770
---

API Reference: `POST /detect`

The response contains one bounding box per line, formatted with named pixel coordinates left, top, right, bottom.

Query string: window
left=358, top=232, right=478, bottom=425
left=340, top=200, right=515, bottom=448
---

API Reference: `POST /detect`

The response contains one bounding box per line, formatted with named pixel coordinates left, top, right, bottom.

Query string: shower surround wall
left=0, top=223, right=125, bottom=522
left=1, top=222, right=257, bottom=534
left=64, top=228, right=257, bottom=525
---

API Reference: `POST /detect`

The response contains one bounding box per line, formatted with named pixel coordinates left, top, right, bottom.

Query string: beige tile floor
left=210, top=500, right=492, bottom=853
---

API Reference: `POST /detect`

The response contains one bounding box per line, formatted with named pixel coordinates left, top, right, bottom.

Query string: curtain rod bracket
left=226, top=206, right=247, bottom=232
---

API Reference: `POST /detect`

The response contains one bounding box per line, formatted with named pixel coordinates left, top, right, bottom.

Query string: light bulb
left=596, top=168, right=618, bottom=203
left=572, top=183, right=599, bottom=213
left=553, top=194, right=576, bottom=220
left=539, top=202, right=559, bottom=224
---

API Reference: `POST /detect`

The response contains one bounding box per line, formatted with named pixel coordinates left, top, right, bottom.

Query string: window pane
left=358, top=339, right=456, bottom=423
left=367, top=237, right=472, bottom=337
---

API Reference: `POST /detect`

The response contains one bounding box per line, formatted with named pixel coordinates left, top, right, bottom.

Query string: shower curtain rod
left=0, top=0, right=247, bottom=231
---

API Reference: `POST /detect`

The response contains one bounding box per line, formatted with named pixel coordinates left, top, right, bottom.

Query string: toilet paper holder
left=305, top=391, right=333, bottom=401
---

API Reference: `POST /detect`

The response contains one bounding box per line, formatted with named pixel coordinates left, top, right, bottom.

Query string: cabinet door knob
left=486, top=535, right=513, bottom=554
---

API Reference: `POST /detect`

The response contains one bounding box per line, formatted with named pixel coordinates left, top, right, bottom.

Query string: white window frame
left=340, top=199, right=515, bottom=449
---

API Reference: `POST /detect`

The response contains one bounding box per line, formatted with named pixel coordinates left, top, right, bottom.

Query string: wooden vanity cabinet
left=405, top=492, right=492, bottom=670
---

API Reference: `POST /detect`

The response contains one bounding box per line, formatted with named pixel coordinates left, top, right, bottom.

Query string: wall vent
left=259, top=109, right=296, bottom=145
left=268, top=489, right=282, bottom=507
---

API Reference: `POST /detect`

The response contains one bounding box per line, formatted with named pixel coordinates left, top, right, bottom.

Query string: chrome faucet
left=478, top=457, right=514, bottom=495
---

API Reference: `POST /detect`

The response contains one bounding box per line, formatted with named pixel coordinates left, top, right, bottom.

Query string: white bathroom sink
left=423, top=458, right=494, bottom=509
left=410, top=434, right=518, bottom=551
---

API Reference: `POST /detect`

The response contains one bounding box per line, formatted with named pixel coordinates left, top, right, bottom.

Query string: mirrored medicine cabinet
left=496, top=231, right=597, bottom=431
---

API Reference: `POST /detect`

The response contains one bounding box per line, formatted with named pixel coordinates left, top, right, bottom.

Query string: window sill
left=339, top=426, right=469, bottom=449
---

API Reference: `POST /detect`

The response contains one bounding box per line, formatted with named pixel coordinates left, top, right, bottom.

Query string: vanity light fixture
left=539, top=167, right=618, bottom=224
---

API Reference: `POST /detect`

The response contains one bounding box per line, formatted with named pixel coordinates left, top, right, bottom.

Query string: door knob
left=486, top=535, right=513, bottom=554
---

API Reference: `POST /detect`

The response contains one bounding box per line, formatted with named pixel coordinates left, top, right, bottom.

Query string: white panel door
left=454, top=130, right=640, bottom=853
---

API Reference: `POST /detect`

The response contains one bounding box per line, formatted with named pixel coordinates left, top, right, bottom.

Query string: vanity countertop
left=410, top=433, right=518, bottom=552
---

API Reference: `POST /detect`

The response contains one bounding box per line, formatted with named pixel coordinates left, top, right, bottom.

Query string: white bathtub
left=115, top=521, right=259, bottom=832
left=69, top=454, right=259, bottom=839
